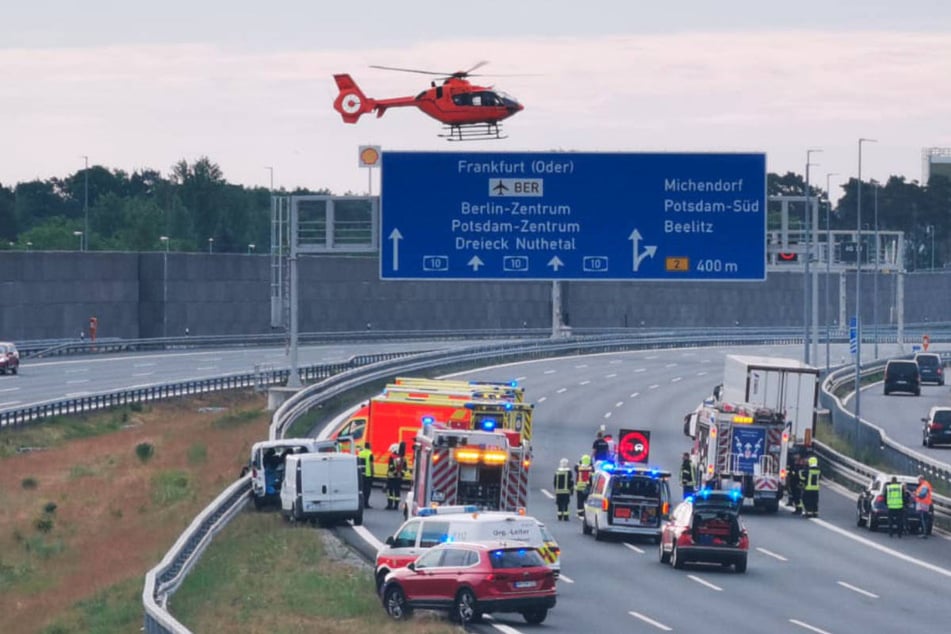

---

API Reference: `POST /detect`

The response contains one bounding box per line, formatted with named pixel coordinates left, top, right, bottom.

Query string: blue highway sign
left=380, top=151, right=766, bottom=281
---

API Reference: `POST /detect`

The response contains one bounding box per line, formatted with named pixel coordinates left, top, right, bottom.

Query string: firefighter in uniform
left=679, top=452, right=697, bottom=499
left=885, top=476, right=906, bottom=538
left=787, top=453, right=803, bottom=514
left=385, top=444, right=407, bottom=510
left=357, top=442, right=374, bottom=508
left=574, top=454, right=594, bottom=518
left=554, top=458, right=574, bottom=521
left=800, top=455, right=821, bottom=517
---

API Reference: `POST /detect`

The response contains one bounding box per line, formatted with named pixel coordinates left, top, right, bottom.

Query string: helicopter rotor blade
left=369, top=64, right=449, bottom=77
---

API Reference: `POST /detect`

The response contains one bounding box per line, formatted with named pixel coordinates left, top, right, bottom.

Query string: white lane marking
left=604, top=412, right=612, bottom=419
left=65, top=392, right=91, bottom=397
left=0, top=400, right=21, bottom=407
left=196, top=365, right=216, bottom=370
left=134, top=362, right=156, bottom=368
left=575, top=364, right=588, bottom=369
left=544, top=369, right=556, bottom=374
left=688, top=574, right=723, bottom=591
left=634, top=368, right=646, bottom=373
left=514, top=375, right=527, bottom=381
left=756, top=547, right=788, bottom=561
left=65, top=368, right=88, bottom=374
left=484, top=615, right=524, bottom=634
left=557, top=574, right=574, bottom=584
left=645, top=355, right=658, bottom=360
left=630, top=392, right=640, bottom=398
left=537, top=396, right=547, bottom=403
left=671, top=376, right=682, bottom=383
left=132, top=372, right=154, bottom=377
left=615, top=401, right=624, bottom=408
left=579, top=380, right=591, bottom=385
left=605, top=372, right=617, bottom=378
left=609, top=359, right=622, bottom=364
left=789, top=619, right=833, bottom=634
left=540, top=488, right=554, bottom=499
left=66, top=379, right=90, bottom=385
left=623, top=542, right=645, bottom=555
left=649, top=384, right=660, bottom=389
left=811, top=517, right=951, bottom=577
left=665, top=363, right=677, bottom=368
left=837, top=580, right=879, bottom=599
left=697, top=370, right=708, bottom=376
left=0, top=387, right=20, bottom=393
left=556, top=387, right=567, bottom=394
left=629, top=611, right=672, bottom=631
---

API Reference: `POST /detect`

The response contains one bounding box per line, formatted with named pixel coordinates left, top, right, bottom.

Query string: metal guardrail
left=816, top=355, right=951, bottom=524
left=125, top=332, right=950, bottom=632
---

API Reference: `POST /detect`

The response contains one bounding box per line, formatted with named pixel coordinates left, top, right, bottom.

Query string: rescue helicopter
left=332, top=61, right=524, bottom=141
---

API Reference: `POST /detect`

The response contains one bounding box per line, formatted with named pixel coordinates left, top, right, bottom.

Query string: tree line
left=0, top=158, right=948, bottom=267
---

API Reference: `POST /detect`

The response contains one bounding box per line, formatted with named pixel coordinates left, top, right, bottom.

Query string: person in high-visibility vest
left=574, top=454, right=594, bottom=518
left=553, top=458, right=574, bottom=522
left=679, top=452, right=697, bottom=499
left=915, top=475, right=933, bottom=538
left=800, top=455, right=821, bottom=518
left=357, top=442, right=374, bottom=509
left=385, top=444, right=407, bottom=510
left=884, top=476, right=906, bottom=538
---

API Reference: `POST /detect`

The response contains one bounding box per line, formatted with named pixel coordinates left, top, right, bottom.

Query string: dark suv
left=883, top=359, right=920, bottom=396
left=914, top=352, right=944, bottom=386
left=922, top=406, right=951, bottom=447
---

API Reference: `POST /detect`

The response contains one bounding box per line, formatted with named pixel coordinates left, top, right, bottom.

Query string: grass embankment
left=0, top=392, right=268, bottom=633
left=173, top=511, right=461, bottom=634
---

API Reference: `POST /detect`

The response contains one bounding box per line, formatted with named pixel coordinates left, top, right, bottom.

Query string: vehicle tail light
left=486, top=573, right=510, bottom=582
left=661, top=502, right=669, bottom=516
left=602, top=498, right=609, bottom=512
left=550, top=546, right=560, bottom=556
left=677, top=531, right=694, bottom=547
left=875, top=495, right=884, bottom=505
left=930, top=422, right=943, bottom=431
left=739, top=534, right=750, bottom=549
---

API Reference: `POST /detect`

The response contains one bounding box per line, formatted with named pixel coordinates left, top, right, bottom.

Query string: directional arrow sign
left=380, top=151, right=766, bottom=281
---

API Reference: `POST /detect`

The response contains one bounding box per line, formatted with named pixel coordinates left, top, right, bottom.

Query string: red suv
left=380, top=541, right=557, bottom=625
left=0, top=342, right=19, bottom=375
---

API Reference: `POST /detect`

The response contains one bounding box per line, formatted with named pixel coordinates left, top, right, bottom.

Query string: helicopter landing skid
left=440, top=122, right=506, bottom=141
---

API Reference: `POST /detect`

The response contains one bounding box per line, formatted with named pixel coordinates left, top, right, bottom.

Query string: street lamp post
left=248, top=243, right=256, bottom=254
left=73, top=230, right=83, bottom=251
left=82, top=155, right=89, bottom=251
left=872, top=181, right=880, bottom=360
left=855, top=138, right=877, bottom=425
left=208, top=237, right=214, bottom=254
left=804, top=148, right=822, bottom=364
left=160, top=236, right=169, bottom=339
left=824, top=172, right=839, bottom=372
left=929, top=225, right=936, bottom=270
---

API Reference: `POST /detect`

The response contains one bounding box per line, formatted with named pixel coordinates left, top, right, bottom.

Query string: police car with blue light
left=581, top=461, right=672, bottom=542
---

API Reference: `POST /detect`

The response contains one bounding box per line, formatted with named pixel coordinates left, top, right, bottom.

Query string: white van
left=374, top=508, right=559, bottom=591
left=280, top=452, right=363, bottom=526
left=245, top=438, right=338, bottom=509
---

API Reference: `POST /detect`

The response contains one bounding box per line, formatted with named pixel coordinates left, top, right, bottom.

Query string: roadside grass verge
left=173, top=511, right=462, bottom=634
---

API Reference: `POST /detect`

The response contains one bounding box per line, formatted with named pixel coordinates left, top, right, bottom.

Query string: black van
left=883, top=359, right=921, bottom=396
left=914, top=352, right=944, bottom=386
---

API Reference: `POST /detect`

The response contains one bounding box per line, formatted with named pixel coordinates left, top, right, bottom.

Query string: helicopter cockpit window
left=452, top=93, right=472, bottom=106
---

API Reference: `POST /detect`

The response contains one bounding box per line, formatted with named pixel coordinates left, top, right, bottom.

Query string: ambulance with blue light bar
left=403, top=420, right=531, bottom=519
left=581, top=462, right=672, bottom=542
left=687, top=400, right=788, bottom=513
left=389, top=377, right=527, bottom=403
left=333, top=389, right=532, bottom=481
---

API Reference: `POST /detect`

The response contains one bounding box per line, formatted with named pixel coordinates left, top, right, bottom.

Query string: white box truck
left=280, top=452, right=363, bottom=526
left=719, top=355, right=819, bottom=445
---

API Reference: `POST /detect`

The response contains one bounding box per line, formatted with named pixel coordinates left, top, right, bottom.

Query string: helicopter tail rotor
left=333, top=74, right=377, bottom=123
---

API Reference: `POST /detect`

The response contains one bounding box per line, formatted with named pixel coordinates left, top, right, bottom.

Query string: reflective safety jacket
left=885, top=482, right=904, bottom=509
left=680, top=460, right=696, bottom=487
left=554, top=468, right=573, bottom=494
left=387, top=455, right=406, bottom=480
left=575, top=464, right=593, bottom=491
left=803, top=467, right=820, bottom=491
left=357, top=448, right=373, bottom=477
left=916, top=481, right=933, bottom=506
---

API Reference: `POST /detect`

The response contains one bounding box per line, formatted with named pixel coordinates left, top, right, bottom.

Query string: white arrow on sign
left=628, top=228, right=657, bottom=272
left=468, top=255, right=484, bottom=271
left=547, top=255, right=564, bottom=271
left=389, top=228, right=403, bottom=271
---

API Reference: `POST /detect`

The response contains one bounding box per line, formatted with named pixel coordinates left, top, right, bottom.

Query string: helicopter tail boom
left=332, top=74, right=376, bottom=123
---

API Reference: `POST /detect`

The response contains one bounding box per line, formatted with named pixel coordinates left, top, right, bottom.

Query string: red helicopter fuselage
left=333, top=74, right=523, bottom=127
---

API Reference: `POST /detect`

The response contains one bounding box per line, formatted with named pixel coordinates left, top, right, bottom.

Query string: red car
left=380, top=541, right=557, bottom=625
left=659, top=489, right=749, bottom=573
left=0, top=342, right=19, bottom=375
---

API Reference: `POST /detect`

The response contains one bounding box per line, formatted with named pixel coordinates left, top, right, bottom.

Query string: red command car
left=659, top=489, right=749, bottom=573
left=380, top=541, right=557, bottom=625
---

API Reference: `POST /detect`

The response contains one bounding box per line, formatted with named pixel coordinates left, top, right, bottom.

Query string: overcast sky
left=3, top=1, right=951, bottom=201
